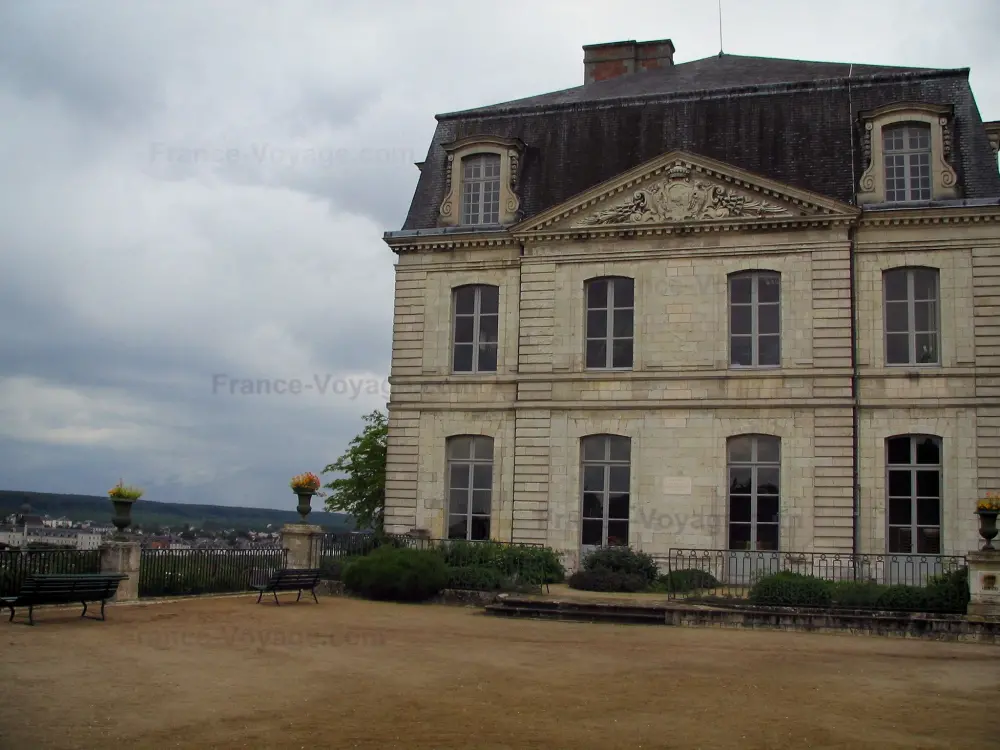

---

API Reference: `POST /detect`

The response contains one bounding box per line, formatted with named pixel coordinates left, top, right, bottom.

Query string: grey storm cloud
left=0, top=0, right=997, bottom=509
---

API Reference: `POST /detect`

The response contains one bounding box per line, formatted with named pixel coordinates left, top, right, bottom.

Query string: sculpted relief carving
left=575, top=165, right=792, bottom=226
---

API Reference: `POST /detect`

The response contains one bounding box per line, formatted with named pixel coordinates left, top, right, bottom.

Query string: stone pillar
left=280, top=524, right=323, bottom=569
left=967, top=550, right=1000, bottom=617
left=99, top=541, right=140, bottom=602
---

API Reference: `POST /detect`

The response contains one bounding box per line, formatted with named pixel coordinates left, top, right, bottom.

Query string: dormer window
left=857, top=102, right=958, bottom=205
left=883, top=123, right=931, bottom=202
left=461, top=154, right=501, bottom=225
left=438, top=136, right=524, bottom=227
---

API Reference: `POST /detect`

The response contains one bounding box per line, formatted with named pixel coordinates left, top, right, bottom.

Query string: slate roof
left=399, top=53, right=1000, bottom=231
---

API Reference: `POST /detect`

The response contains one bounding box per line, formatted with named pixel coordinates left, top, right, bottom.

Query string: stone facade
left=383, top=48, right=1000, bottom=572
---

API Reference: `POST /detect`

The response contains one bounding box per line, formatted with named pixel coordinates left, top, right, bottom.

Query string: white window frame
left=584, top=277, right=634, bottom=370
left=726, top=435, right=781, bottom=552
left=883, top=267, right=940, bottom=367
left=728, top=271, right=781, bottom=368
left=883, top=123, right=932, bottom=202
left=886, top=435, right=942, bottom=555
left=452, top=285, right=499, bottom=374
left=580, top=435, right=631, bottom=549
left=446, top=436, right=494, bottom=541
left=460, top=154, right=501, bottom=226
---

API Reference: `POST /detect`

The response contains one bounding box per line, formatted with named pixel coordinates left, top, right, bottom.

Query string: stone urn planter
left=295, top=491, right=315, bottom=521
left=977, top=509, right=999, bottom=550
left=108, top=480, right=143, bottom=538
left=289, top=472, right=324, bottom=523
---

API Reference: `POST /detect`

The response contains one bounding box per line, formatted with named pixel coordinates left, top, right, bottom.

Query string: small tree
left=322, top=410, right=387, bottom=531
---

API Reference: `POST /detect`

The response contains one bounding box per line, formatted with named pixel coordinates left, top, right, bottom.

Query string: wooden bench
left=251, top=568, right=322, bottom=605
left=2, top=573, right=128, bottom=625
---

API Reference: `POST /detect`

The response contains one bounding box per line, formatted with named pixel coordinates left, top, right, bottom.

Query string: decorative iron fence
left=319, top=533, right=559, bottom=591
left=0, top=549, right=102, bottom=597
left=661, top=549, right=969, bottom=612
left=139, top=547, right=288, bottom=598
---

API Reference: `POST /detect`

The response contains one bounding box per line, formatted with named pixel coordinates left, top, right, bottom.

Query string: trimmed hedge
left=657, top=569, right=720, bottom=593
left=749, top=571, right=833, bottom=607
left=445, top=565, right=507, bottom=591
left=581, top=547, right=658, bottom=583
left=342, top=546, right=448, bottom=602
left=567, top=569, right=649, bottom=593
left=437, top=541, right=565, bottom=586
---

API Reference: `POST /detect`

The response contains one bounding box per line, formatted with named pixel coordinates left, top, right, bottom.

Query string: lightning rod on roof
left=718, top=0, right=724, bottom=56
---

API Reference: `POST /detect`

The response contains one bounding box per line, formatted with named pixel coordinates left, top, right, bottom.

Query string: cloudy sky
left=0, top=0, right=996, bottom=511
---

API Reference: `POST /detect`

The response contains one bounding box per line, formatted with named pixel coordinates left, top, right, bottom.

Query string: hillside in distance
left=0, top=490, right=355, bottom=532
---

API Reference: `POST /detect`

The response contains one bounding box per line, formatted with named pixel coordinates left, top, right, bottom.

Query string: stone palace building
left=382, top=39, right=1000, bottom=570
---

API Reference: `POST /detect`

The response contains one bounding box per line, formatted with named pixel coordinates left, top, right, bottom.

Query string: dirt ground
left=0, top=595, right=997, bottom=750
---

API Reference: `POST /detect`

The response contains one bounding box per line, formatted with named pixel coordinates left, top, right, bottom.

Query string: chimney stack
left=583, top=38, right=675, bottom=85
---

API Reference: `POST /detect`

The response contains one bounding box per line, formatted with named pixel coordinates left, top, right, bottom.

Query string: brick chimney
left=583, top=38, right=675, bottom=84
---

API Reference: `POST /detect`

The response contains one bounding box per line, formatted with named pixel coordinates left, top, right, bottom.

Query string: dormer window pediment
left=438, top=136, right=524, bottom=227
left=857, top=101, right=959, bottom=205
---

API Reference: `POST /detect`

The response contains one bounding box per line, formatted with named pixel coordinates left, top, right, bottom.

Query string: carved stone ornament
left=576, top=165, right=791, bottom=226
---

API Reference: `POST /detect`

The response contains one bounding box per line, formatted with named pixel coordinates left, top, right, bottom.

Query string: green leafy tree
left=322, top=410, right=387, bottom=531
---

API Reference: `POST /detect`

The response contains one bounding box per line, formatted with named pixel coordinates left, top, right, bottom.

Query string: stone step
left=484, top=600, right=668, bottom=625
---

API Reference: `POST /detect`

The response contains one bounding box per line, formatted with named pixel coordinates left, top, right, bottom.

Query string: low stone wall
left=316, top=579, right=500, bottom=607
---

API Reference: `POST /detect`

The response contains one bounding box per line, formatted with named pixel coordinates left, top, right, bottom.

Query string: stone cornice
left=385, top=230, right=516, bottom=254
left=857, top=101, right=953, bottom=121
left=859, top=206, right=1000, bottom=227
left=441, top=135, right=525, bottom=153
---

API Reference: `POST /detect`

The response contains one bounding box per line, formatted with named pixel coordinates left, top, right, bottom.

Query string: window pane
left=609, top=466, right=629, bottom=493
left=582, top=492, right=603, bottom=519
left=453, top=345, right=473, bottom=372
left=473, top=437, right=493, bottom=460
left=913, top=270, right=937, bottom=300
left=586, top=309, right=607, bottom=339
left=914, top=301, right=936, bottom=333
left=586, top=339, right=607, bottom=369
left=612, top=308, right=633, bottom=338
left=729, top=467, right=751, bottom=495
left=609, top=437, right=630, bottom=461
left=916, top=527, right=940, bottom=554
left=758, top=304, right=780, bottom=335
left=730, top=276, right=752, bottom=304
left=479, top=314, right=498, bottom=343
left=915, top=438, right=940, bottom=465
left=479, top=285, right=499, bottom=314
left=449, top=463, right=470, bottom=490
left=756, top=495, right=779, bottom=523
left=758, top=275, right=780, bottom=303
left=758, top=336, right=780, bottom=366
left=608, top=493, right=629, bottom=520
left=613, top=278, right=634, bottom=308
left=756, top=524, right=779, bottom=551
left=915, top=334, right=938, bottom=364
left=916, top=497, right=940, bottom=526
left=885, top=302, right=910, bottom=333
left=888, top=526, right=912, bottom=553
left=449, top=437, right=472, bottom=460
left=587, top=280, right=607, bottom=308
left=728, top=436, right=752, bottom=463
left=612, top=338, right=633, bottom=368
left=455, top=287, right=476, bottom=314
left=473, top=464, right=492, bottom=490
left=884, top=271, right=908, bottom=302
left=916, top=470, right=939, bottom=498
left=756, top=467, right=779, bottom=495
left=606, top=521, right=628, bottom=546
left=477, top=343, right=498, bottom=372
left=449, top=489, right=469, bottom=515
left=582, top=437, right=605, bottom=462
left=582, top=519, right=603, bottom=546
left=471, top=490, right=491, bottom=515
left=885, top=334, right=910, bottom=365
left=888, top=496, right=911, bottom=525
left=730, top=306, right=752, bottom=335
left=731, top=336, right=752, bottom=366
left=756, top=437, right=780, bottom=463
left=729, top=494, right=751, bottom=523
left=728, top=523, right=751, bottom=550
left=470, top=516, right=490, bottom=541
left=887, top=437, right=912, bottom=465
left=448, top=515, right=468, bottom=540
left=583, top=465, right=605, bottom=493
left=888, top=470, right=911, bottom=498
left=454, top=316, right=475, bottom=343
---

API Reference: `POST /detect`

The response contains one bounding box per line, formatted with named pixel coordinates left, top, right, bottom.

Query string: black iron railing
left=139, top=547, right=287, bottom=598
left=0, top=549, right=102, bottom=597
left=661, top=549, right=969, bottom=613
left=318, top=533, right=560, bottom=591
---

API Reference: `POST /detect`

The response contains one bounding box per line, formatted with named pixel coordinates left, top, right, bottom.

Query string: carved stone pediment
left=575, top=164, right=791, bottom=226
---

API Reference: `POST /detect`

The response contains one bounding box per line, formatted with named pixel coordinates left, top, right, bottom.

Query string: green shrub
left=437, top=541, right=565, bottom=586
left=828, top=580, right=886, bottom=608
left=748, top=571, right=833, bottom=607
left=582, top=547, right=658, bottom=583
left=875, top=584, right=929, bottom=611
left=342, top=546, right=448, bottom=602
left=568, top=569, right=648, bottom=593
left=445, top=565, right=507, bottom=591
left=318, top=555, right=362, bottom=581
left=657, top=569, right=719, bottom=593
left=924, top=567, right=969, bottom=613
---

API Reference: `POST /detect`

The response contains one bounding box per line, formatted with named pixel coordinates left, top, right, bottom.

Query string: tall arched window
left=727, top=435, right=780, bottom=551
left=883, top=123, right=931, bottom=202
left=729, top=271, right=780, bottom=368
left=883, top=267, right=940, bottom=366
left=580, top=435, right=631, bottom=548
left=447, top=435, right=493, bottom=540
left=886, top=434, right=942, bottom=554
left=461, top=154, right=501, bottom=225
left=452, top=284, right=499, bottom=373
left=585, top=277, right=634, bottom=369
